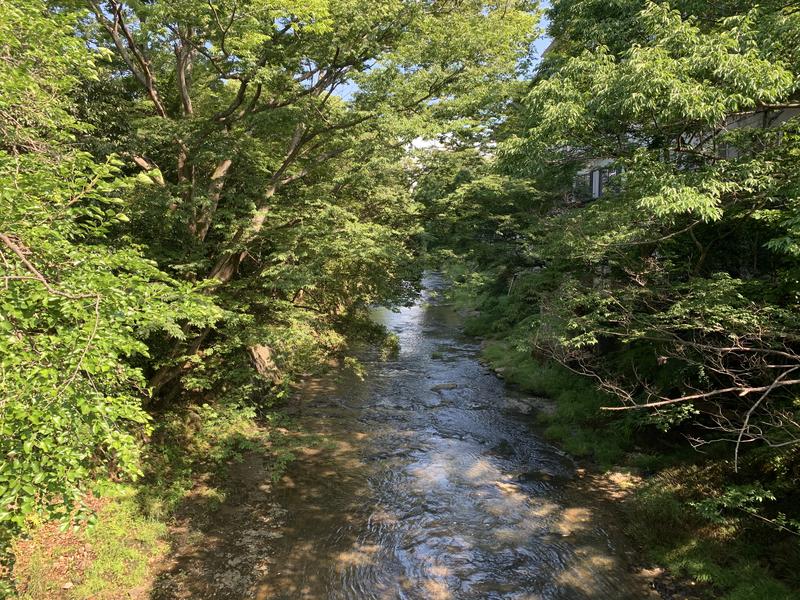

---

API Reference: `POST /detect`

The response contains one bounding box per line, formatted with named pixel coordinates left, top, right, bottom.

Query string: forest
left=1, top=0, right=800, bottom=598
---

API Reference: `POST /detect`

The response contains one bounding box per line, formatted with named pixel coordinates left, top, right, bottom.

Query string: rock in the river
left=504, top=396, right=557, bottom=417
left=422, top=396, right=443, bottom=408
left=504, top=397, right=534, bottom=414
left=517, top=465, right=576, bottom=484
left=523, top=471, right=552, bottom=483
left=486, top=439, right=515, bottom=458
left=431, top=383, right=459, bottom=392
left=517, top=470, right=556, bottom=483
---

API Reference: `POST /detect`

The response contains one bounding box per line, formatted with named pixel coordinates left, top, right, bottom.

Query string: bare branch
left=735, top=367, right=800, bottom=472
left=0, top=233, right=96, bottom=300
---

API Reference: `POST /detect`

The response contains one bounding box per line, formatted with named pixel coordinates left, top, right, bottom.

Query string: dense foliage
left=0, top=0, right=221, bottom=534
left=0, top=0, right=537, bottom=544
left=503, top=0, right=800, bottom=459
left=4, top=0, right=800, bottom=595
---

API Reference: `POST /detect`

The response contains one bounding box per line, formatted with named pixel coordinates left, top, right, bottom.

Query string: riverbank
left=9, top=275, right=798, bottom=599
left=7, top=402, right=306, bottom=599
left=477, top=338, right=800, bottom=600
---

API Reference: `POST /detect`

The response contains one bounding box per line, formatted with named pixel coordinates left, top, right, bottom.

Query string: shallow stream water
left=254, top=274, right=655, bottom=600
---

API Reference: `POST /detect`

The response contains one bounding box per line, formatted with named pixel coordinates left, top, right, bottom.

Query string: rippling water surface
left=255, top=274, right=654, bottom=600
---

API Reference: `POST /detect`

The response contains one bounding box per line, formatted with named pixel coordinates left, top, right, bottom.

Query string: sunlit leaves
left=0, top=0, right=222, bottom=538
left=485, top=0, right=800, bottom=450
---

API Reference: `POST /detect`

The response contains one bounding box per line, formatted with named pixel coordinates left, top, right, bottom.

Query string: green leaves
left=639, top=185, right=723, bottom=222
left=430, top=0, right=800, bottom=475
left=0, top=0, right=223, bottom=541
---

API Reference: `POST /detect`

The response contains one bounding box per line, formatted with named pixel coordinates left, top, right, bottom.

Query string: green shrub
left=0, top=3, right=221, bottom=541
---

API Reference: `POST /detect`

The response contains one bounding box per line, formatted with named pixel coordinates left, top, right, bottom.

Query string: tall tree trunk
left=192, top=158, right=233, bottom=241
left=207, top=184, right=277, bottom=282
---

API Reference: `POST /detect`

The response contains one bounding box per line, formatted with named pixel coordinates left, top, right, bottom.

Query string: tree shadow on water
left=147, top=438, right=283, bottom=599
left=145, top=411, right=369, bottom=600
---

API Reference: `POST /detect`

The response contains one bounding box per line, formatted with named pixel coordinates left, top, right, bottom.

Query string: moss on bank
left=482, top=341, right=633, bottom=466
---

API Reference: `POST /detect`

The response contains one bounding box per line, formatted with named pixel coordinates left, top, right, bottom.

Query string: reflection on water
left=255, top=274, right=656, bottom=600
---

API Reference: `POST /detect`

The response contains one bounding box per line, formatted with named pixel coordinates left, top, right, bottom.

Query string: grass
left=12, top=489, right=167, bottom=599
left=627, top=470, right=800, bottom=600
left=481, top=341, right=633, bottom=467
left=71, top=500, right=166, bottom=599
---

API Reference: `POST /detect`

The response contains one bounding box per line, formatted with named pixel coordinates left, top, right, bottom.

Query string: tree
left=71, top=0, right=539, bottom=394
left=0, top=0, right=219, bottom=534
left=502, top=0, right=800, bottom=464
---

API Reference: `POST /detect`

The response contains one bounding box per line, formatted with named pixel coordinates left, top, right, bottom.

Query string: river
left=251, top=274, right=658, bottom=600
